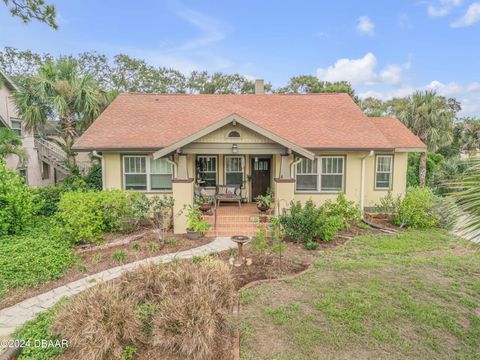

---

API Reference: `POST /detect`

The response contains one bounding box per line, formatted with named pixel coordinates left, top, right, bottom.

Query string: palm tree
left=461, top=118, right=480, bottom=156
left=398, top=91, right=455, bottom=187
left=0, top=127, right=26, bottom=162
left=14, top=58, right=111, bottom=165
left=450, top=157, right=480, bottom=242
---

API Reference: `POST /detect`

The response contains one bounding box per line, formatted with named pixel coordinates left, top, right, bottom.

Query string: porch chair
left=215, top=185, right=242, bottom=208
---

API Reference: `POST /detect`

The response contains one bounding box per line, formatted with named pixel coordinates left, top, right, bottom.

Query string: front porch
left=203, top=203, right=272, bottom=237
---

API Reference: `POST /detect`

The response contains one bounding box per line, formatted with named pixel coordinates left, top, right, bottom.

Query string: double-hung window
left=295, top=156, right=345, bottom=192
left=225, top=156, right=244, bottom=186
left=123, top=155, right=172, bottom=191
left=196, top=156, right=217, bottom=187
left=150, top=158, right=173, bottom=190
left=375, top=155, right=393, bottom=189
left=320, top=156, right=344, bottom=192
left=11, top=120, right=22, bottom=137
left=296, top=158, right=318, bottom=191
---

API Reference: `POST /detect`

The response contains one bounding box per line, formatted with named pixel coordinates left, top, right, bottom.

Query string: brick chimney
left=254, top=79, right=265, bottom=94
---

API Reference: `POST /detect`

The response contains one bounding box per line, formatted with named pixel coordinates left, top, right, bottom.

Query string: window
left=227, top=130, right=240, bottom=138
left=295, top=156, right=345, bottom=192
left=196, top=156, right=217, bottom=187
left=225, top=156, right=244, bottom=186
left=296, top=158, right=318, bottom=191
left=42, top=161, right=50, bottom=180
left=123, top=156, right=173, bottom=191
left=150, top=158, right=173, bottom=190
left=11, top=120, right=22, bottom=137
left=375, top=155, right=393, bottom=189
left=124, top=156, right=147, bottom=190
left=320, top=156, right=344, bottom=192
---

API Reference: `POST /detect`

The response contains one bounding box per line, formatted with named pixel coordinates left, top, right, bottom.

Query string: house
left=73, top=80, right=426, bottom=234
left=0, top=68, right=92, bottom=186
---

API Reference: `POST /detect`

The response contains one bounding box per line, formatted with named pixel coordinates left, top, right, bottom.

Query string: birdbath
left=231, top=235, right=249, bottom=267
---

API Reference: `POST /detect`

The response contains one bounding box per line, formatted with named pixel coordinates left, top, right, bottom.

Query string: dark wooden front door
left=251, top=157, right=271, bottom=200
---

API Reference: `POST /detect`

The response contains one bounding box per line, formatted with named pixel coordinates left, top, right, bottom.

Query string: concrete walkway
left=0, top=237, right=235, bottom=338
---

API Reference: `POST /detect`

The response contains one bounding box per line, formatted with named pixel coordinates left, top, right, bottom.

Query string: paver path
left=0, top=237, right=235, bottom=338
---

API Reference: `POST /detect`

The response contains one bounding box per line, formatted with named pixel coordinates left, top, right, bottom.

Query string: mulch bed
left=0, top=230, right=211, bottom=310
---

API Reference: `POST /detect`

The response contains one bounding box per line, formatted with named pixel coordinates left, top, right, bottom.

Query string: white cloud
left=316, top=53, right=410, bottom=86
left=356, top=16, right=375, bottom=35
left=315, top=31, right=331, bottom=39
left=427, top=0, right=463, bottom=17
left=451, top=2, right=480, bottom=27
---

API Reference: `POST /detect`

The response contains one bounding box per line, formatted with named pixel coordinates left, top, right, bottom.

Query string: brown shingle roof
left=369, top=117, right=426, bottom=150
left=73, top=93, right=424, bottom=151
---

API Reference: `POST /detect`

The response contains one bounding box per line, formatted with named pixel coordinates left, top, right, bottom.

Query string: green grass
left=0, top=218, right=76, bottom=297
left=13, top=301, right=67, bottom=360
left=240, top=229, right=480, bottom=360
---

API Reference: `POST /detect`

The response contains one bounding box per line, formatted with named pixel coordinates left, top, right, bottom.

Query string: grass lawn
left=239, top=229, right=480, bottom=360
left=0, top=219, right=76, bottom=298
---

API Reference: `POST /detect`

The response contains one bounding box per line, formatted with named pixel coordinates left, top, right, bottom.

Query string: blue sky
left=0, top=0, right=479, bottom=116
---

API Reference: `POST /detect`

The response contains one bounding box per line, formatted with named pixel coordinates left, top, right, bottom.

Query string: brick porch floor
left=204, top=203, right=271, bottom=237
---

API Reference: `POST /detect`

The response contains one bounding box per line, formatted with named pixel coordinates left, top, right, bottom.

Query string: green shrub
left=279, top=194, right=359, bottom=246
left=55, top=190, right=148, bottom=244
left=32, top=185, right=65, bottom=216
left=394, top=187, right=438, bottom=229
left=0, top=219, right=75, bottom=296
left=112, top=250, right=128, bottom=263
left=322, top=193, right=361, bottom=225
left=318, top=215, right=345, bottom=242
left=0, top=162, right=36, bottom=235
left=305, top=241, right=319, bottom=250
left=84, top=162, right=102, bottom=190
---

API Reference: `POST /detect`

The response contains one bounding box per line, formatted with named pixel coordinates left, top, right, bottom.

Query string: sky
left=0, top=0, right=479, bottom=116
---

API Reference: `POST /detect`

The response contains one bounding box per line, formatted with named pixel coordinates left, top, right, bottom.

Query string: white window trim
left=295, top=158, right=318, bottom=192
left=375, top=155, right=393, bottom=190
left=295, top=156, right=345, bottom=193
left=196, top=155, right=218, bottom=188
left=320, top=156, right=345, bottom=193
left=224, top=155, right=245, bottom=187
left=122, top=155, right=173, bottom=192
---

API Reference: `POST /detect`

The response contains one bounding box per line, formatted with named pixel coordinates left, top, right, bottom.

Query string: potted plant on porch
left=185, top=204, right=211, bottom=240
left=195, top=194, right=214, bottom=214
left=255, top=194, right=273, bottom=213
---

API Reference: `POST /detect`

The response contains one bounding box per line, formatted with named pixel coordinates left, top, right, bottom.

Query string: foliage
left=407, top=152, right=445, bottom=188
left=55, top=190, right=148, bottom=244
left=250, top=223, right=268, bottom=252
left=0, top=218, right=75, bottom=296
left=84, top=162, right=102, bottom=190
left=305, top=241, right=319, bottom=250
left=376, top=191, right=401, bottom=215
left=255, top=193, right=273, bottom=209
left=139, top=195, right=175, bottom=247
left=2, top=0, right=57, bottom=29
left=449, top=157, right=480, bottom=238
left=276, top=76, right=356, bottom=98
left=185, top=204, right=211, bottom=233
left=0, top=161, right=36, bottom=235
left=13, top=302, right=66, bottom=360
left=51, top=284, right=144, bottom=360
left=14, top=57, right=111, bottom=165
left=112, top=250, right=128, bottom=264
left=0, top=127, right=26, bottom=162
left=390, top=188, right=438, bottom=228
left=279, top=194, right=358, bottom=246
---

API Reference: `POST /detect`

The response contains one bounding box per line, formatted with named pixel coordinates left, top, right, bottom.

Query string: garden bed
left=0, top=230, right=212, bottom=310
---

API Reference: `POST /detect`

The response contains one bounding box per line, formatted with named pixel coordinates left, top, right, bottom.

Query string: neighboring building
left=73, top=80, right=426, bottom=234
left=0, top=68, right=71, bottom=186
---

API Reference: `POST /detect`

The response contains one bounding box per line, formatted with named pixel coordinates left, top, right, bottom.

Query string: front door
left=251, top=157, right=271, bottom=200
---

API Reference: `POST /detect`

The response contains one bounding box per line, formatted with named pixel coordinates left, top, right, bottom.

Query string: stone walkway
left=0, top=237, right=235, bottom=338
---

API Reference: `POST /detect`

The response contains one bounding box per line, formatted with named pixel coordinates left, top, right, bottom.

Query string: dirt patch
left=364, top=213, right=402, bottom=232
left=0, top=230, right=211, bottom=310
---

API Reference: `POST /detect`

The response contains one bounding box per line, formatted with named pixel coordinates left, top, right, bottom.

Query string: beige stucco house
left=73, top=80, right=426, bottom=234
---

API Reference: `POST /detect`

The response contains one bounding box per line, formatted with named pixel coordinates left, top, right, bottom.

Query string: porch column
left=172, top=155, right=194, bottom=234
left=274, top=177, right=295, bottom=216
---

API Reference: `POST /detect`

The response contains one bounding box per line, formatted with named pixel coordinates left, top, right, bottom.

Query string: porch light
left=232, top=143, right=238, bottom=154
